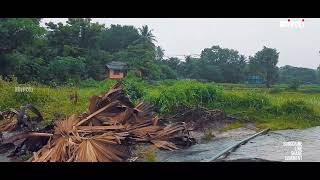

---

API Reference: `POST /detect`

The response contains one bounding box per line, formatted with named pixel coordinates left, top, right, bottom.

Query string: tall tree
left=46, top=18, right=104, bottom=57
left=200, top=45, right=247, bottom=82
left=163, top=57, right=180, bottom=70
left=179, top=56, right=201, bottom=79
left=137, top=25, right=156, bottom=47
left=249, top=46, right=279, bottom=88
left=279, top=65, right=318, bottom=84
left=113, top=43, right=159, bottom=79
left=0, top=18, right=44, bottom=54
left=0, top=18, right=45, bottom=78
left=47, top=56, right=86, bottom=83
left=156, top=46, right=164, bottom=61
left=100, top=25, right=140, bottom=52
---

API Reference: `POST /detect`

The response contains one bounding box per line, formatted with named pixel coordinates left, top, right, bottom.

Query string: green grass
left=214, top=83, right=320, bottom=130
left=219, top=122, right=244, bottom=132
left=0, top=78, right=116, bottom=125
left=141, top=146, right=158, bottom=162
left=1, top=77, right=320, bottom=130
left=203, top=129, right=215, bottom=140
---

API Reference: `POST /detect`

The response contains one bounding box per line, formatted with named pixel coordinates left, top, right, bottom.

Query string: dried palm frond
left=0, top=110, right=19, bottom=132
left=55, top=114, right=79, bottom=135
left=33, top=136, right=73, bottom=162
left=29, top=82, right=195, bottom=162
left=74, top=135, right=128, bottom=162
left=150, top=140, right=179, bottom=151
left=0, top=104, right=43, bottom=132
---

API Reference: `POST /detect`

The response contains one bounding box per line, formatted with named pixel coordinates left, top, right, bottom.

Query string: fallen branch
left=76, top=101, right=119, bottom=126
left=3, top=132, right=53, bottom=144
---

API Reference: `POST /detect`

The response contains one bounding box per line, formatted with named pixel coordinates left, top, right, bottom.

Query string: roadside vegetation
left=1, top=75, right=320, bottom=130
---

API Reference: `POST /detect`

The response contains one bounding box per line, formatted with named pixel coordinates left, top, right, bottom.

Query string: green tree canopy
left=200, top=46, right=247, bottom=82
left=100, top=25, right=140, bottom=52
left=47, top=56, right=86, bottom=83
left=279, top=65, right=318, bottom=84
left=249, top=46, right=279, bottom=87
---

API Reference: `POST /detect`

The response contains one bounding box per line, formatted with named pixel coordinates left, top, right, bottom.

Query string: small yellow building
left=106, top=61, right=128, bottom=79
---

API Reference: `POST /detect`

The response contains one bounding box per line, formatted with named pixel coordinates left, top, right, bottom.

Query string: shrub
left=142, top=146, right=157, bottom=162
left=146, top=80, right=223, bottom=114
left=288, top=79, right=301, bottom=91
left=280, top=100, right=314, bottom=115
left=218, top=91, right=271, bottom=110
left=78, top=78, right=101, bottom=88
left=269, top=87, right=283, bottom=94
left=301, top=87, right=320, bottom=94
left=203, top=129, right=214, bottom=140
left=263, top=105, right=282, bottom=115
left=122, top=73, right=146, bottom=102
left=47, top=56, right=86, bottom=84
left=242, top=92, right=271, bottom=109
left=157, top=79, right=177, bottom=87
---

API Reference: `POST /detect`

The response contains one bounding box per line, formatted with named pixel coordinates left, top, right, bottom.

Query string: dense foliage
left=1, top=18, right=319, bottom=87
left=279, top=65, right=318, bottom=84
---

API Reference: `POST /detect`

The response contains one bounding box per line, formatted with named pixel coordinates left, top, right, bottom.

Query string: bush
left=122, top=73, right=146, bottom=102
left=269, top=87, right=283, bottom=94
left=217, top=91, right=271, bottom=110
left=47, top=56, right=86, bottom=84
left=159, top=64, right=178, bottom=79
left=136, top=145, right=157, bottom=162
left=288, top=79, right=301, bottom=91
left=157, top=80, right=177, bottom=87
left=145, top=80, right=223, bottom=114
left=301, top=87, right=320, bottom=94
left=263, top=105, right=282, bottom=114
left=78, top=78, right=101, bottom=88
left=280, top=100, right=314, bottom=115
left=203, top=129, right=214, bottom=140
left=239, top=92, right=271, bottom=109
left=143, top=146, right=157, bottom=162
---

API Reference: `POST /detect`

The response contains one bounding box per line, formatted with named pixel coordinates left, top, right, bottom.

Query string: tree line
left=1, top=18, right=320, bottom=87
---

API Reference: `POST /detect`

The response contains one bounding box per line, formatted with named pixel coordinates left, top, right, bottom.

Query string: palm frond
left=30, top=82, right=194, bottom=162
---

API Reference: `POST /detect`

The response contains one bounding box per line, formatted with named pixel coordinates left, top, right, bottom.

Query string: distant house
left=247, top=75, right=264, bottom=84
left=106, top=61, right=128, bottom=79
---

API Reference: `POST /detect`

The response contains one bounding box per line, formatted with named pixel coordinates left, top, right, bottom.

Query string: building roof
left=106, top=61, right=128, bottom=70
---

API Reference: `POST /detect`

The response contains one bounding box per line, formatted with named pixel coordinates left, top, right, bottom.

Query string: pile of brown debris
left=161, top=106, right=238, bottom=131
left=0, top=82, right=195, bottom=162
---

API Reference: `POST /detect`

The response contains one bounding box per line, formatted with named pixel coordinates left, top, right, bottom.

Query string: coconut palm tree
left=156, top=46, right=164, bottom=61
left=138, top=25, right=157, bottom=45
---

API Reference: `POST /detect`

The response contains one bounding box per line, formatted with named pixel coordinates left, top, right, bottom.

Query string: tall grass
left=144, top=80, right=223, bottom=113
left=0, top=77, right=117, bottom=124
left=1, top=78, right=320, bottom=130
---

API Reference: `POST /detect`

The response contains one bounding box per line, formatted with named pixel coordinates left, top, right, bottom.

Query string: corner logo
left=280, top=19, right=305, bottom=29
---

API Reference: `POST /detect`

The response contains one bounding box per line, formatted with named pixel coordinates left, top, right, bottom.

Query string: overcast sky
left=42, top=18, right=320, bottom=69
